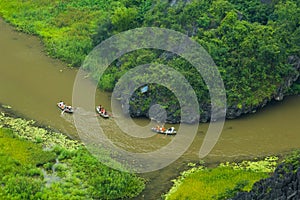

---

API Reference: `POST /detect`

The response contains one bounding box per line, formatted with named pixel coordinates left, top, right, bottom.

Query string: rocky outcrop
left=226, top=55, right=300, bottom=119
left=274, top=56, right=300, bottom=100
left=231, top=161, right=300, bottom=200
left=120, top=56, right=300, bottom=123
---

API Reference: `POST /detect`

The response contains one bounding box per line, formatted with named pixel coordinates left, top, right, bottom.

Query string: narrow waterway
left=1, top=18, right=300, bottom=199
left=0, top=18, right=112, bottom=137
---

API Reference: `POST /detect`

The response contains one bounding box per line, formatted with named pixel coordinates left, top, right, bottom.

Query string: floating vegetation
left=0, top=113, right=145, bottom=199
left=1, top=104, right=12, bottom=109
left=0, top=113, right=81, bottom=150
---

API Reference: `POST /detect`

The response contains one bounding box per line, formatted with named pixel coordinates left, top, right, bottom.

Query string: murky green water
left=1, top=18, right=299, bottom=199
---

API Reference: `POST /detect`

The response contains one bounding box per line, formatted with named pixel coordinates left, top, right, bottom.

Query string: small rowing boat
left=96, top=105, right=109, bottom=118
left=57, top=101, right=74, bottom=114
left=151, top=126, right=176, bottom=135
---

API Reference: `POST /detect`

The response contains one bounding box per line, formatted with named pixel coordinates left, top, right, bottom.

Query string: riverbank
left=164, top=152, right=300, bottom=199
left=1, top=3, right=300, bottom=199
left=0, top=112, right=145, bottom=199
left=1, top=0, right=299, bottom=123
left=1, top=106, right=299, bottom=199
left=0, top=34, right=299, bottom=200
left=232, top=151, right=300, bottom=199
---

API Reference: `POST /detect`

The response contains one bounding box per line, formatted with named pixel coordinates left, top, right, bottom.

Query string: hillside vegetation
left=0, top=0, right=299, bottom=121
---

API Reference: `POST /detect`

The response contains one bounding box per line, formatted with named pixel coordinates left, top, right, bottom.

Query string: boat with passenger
left=96, top=105, right=109, bottom=118
left=151, top=126, right=176, bottom=135
left=57, top=101, right=74, bottom=113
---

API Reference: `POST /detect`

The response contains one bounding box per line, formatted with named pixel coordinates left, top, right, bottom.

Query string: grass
left=0, top=128, right=56, bottom=165
left=164, top=157, right=278, bottom=200
left=0, top=0, right=113, bottom=66
left=167, top=167, right=268, bottom=200
left=0, top=113, right=145, bottom=199
left=0, top=128, right=53, bottom=199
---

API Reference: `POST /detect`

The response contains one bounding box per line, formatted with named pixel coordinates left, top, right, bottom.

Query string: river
left=1, top=18, right=300, bottom=199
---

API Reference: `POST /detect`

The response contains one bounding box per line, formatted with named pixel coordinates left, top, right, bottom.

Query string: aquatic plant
left=0, top=114, right=145, bottom=199
left=0, top=113, right=82, bottom=151
left=219, top=156, right=278, bottom=173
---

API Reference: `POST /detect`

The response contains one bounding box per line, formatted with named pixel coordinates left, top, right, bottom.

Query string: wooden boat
left=96, top=106, right=109, bottom=118
left=57, top=101, right=74, bottom=114
left=151, top=126, right=177, bottom=135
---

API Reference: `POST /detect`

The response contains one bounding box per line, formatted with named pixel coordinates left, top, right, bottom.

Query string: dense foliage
left=0, top=0, right=299, bottom=120
left=0, top=113, right=145, bottom=199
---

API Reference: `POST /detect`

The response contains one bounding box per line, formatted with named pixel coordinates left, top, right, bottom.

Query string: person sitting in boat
left=156, top=125, right=160, bottom=131
left=160, top=126, right=166, bottom=133
left=61, top=103, right=66, bottom=110
left=58, top=101, right=64, bottom=108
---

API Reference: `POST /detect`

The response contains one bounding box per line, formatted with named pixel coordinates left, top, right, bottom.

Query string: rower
left=59, top=101, right=64, bottom=107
